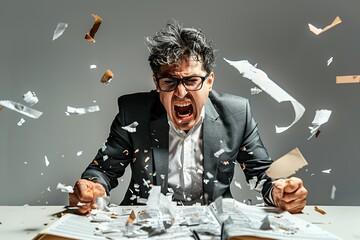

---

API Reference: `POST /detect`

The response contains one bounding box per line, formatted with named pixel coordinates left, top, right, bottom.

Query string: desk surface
left=0, top=205, right=359, bottom=240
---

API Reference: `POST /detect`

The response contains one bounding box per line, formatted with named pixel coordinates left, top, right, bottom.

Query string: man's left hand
left=272, top=177, right=308, bottom=213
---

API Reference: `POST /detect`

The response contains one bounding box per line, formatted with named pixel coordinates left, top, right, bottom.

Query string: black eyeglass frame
left=154, top=73, right=210, bottom=92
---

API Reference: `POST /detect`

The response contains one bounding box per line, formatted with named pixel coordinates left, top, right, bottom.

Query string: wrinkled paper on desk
left=224, top=59, right=305, bottom=133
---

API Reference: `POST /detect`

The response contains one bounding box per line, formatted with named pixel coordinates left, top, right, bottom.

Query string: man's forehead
left=158, top=59, right=204, bottom=74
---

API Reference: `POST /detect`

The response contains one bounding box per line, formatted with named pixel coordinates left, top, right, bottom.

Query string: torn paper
left=85, top=14, right=102, bottom=43
left=121, top=121, right=139, bottom=133
left=250, top=87, right=263, bottom=95
left=327, top=57, right=333, bottom=66
left=336, top=75, right=360, bottom=84
left=322, top=169, right=331, bottom=174
left=308, top=109, right=332, bottom=140
left=224, top=59, right=305, bottom=133
left=56, top=183, right=73, bottom=193
left=100, top=69, right=114, bottom=84
left=66, top=105, right=100, bottom=115
left=308, top=16, right=342, bottom=35
left=90, top=64, right=97, bottom=69
left=330, top=185, right=336, bottom=200
left=45, top=156, right=49, bottom=166
left=52, top=22, right=68, bottom=41
left=0, top=100, right=43, bottom=119
left=266, top=148, right=308, bottom=179
left=23, top=91, right=38, bottom=106
left=17, top=118, right=25, bottom=126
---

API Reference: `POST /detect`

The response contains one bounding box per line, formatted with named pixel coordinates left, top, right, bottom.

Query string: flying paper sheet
left=0, top=100, right=43, bottom=119
left=66, top=105, right=100, bottom=115
left=266, top=148, right=308, bottom=179
left=52, top=22, right=68, bottom=41
left=23, top=91, right=38, bottom=106
left=308, top=109, right=332, bottom=140
left=336, top=75, right=360, bottom=84
left=85, top=14, right=102, bottom=43
left=308, top=16, right=342, bottom=35
left=224, top=59, right=305, bottom=133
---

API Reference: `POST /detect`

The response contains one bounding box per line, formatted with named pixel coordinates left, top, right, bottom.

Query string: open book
left=35, top=198, right=340, bottom=240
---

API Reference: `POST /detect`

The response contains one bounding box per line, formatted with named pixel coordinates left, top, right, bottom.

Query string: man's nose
left=174, top=82, right=188, bottom=98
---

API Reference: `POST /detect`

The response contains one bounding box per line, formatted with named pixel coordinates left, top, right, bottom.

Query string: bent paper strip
left=336, top=75, right=360, bottom=84
left=85, top=14, right=102, bottom=43
left=266, top=148, right=308, bottom=179
left=224, top=59, right=305, bottom=133
left=0, top=100, right=43, bottom=119
left=308, top=16, right=342, bottom=35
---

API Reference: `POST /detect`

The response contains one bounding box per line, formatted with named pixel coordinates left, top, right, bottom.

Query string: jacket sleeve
left=81, top=97, right=133, bottom=195
left=236, top=100, right=275, bottom=206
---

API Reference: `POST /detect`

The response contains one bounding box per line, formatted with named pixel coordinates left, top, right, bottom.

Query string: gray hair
left=146, top=19, right=216, bottom=75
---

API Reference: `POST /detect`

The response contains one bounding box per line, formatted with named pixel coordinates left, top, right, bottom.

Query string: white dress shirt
left=167, top=108, right=205, bottom=204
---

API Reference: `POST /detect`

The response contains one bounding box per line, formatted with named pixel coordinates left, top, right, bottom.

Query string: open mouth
left=174, top=102, right=193, bottom=119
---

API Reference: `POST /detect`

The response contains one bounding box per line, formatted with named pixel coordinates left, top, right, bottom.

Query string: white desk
left=0, top=205, right=359, bottom=240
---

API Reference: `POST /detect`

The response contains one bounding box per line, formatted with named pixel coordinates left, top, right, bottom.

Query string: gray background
left=0, top=0, right=359, bottom=206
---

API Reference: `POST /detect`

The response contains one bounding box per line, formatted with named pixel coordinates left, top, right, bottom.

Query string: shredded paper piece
left=224, top=59, right=305, bottom=133
left=23, top=91, right=38, bottom=106
left=308, top=109, right=332, bottom=140
left=121, top=121, right=139, bottom=133
left=322, top=169, right=331, bottom=174
left=266, top=148, right=308, bottom=179
left=250, top=87, right=263, bottom=95
left=0, top=100, right=43, bottom=119
left=308, top=16, right=342, bottom=35
left=100, top=69, right=114, bottom=84
left=52, top=22, right=68, bottom=41
left=330, top=185, right=336, bottom=200
left=17, top=118, right=25, bottom=126
left=56, top=183, right=73, bottom=193
left=327, top=57, right=333, bottom=66
left=336, top=75, right=360, bottom=84
left=66, top=105, right=100, bottom=115
left=85, top=14, right=102, bottom=43
left=90, top=64, right=97, bottom=69
left=45, top=155, right=49, bottom=166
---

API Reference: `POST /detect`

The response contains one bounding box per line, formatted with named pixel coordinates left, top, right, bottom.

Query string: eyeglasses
left=155, top=73, right=210, bottom=92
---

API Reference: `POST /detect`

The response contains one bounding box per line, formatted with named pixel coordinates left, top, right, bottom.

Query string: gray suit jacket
left=82, top=90, right=274, bottom=205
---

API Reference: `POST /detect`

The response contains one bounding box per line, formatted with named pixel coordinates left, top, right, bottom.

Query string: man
left=69, top=20, right=307, bottom=214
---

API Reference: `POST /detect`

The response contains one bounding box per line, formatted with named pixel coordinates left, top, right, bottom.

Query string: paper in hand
left=266, top=148, right=308, bottom=179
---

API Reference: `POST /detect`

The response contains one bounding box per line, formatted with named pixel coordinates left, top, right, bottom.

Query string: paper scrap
left=336, top=75, right=360, bottom=84
left=308, top=16, right=342, bottom=35
left=224, top=59, right=305, bottom=133
left=121, top=121, right=139, bottom=133
left=308, top=109, right=332, bottom=140
left=66, top=105, right=100, bottom=115
left=23, top=91, right=39, bottom=106
left=214, top=148, right=225, bottom=157
left=314, top=206, right=326, bottom=215
left=56, top=183, right=73, bottom=193
left=52, top=22, right=68, bottom=41
left=85, top=14, right=102, bottom=43
left=250, top=87, right=263, bottom=95
left=322, top=169, right=331, bottom=174
left=90, top=64, right=97, bottom=69
left=77, top=151, right=83, bottom=156
left=45, top=155, right=49, bottom=166
left=100, top=69, right=114, bottom=84
left=327, top=57, right=333, bottom=66
left=0, top=100, right=43, bottom=119
left=17, top=118, right=25, bottom=126
left=266, top=148, right=308, bottom=179
left=330, top=185, right=336, bottom=200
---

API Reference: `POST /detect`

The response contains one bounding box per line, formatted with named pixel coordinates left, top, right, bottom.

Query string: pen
left=191, top=229, right=200, bottom=240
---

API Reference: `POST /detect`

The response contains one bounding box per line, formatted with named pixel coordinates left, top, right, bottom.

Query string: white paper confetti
left=66, top=105, right=100, bottom=116
left=17, top=118, right=25, bottom=126
left=103, top=155, right=108, bottom=161
left=77, top=151, right=83, bottom=156
left=308, top=109, right=332, bottom=140
left=250, top=87, right=263, bottom=95
left=249, top=176, right=257, bottom=190
left=322, top=169, right=331, bottom=174
left=330, top=185, right=336, bottom=199
left=52, top=22, right=68, bottom=41
left=56, top=183, right=74, bottom=193
left=23, top=91, right=39, bottom=106
left=234, top=181, right=242, bottom=189
left=0, top=100, right=43, bottom=119
left=206, top=172, right=214, bottom=179
left=47, top=186, right=51, bottom=192
left=214, top=148, right=225, bottom=158
left=121, top=121, right=139, bottom=133
left=327, top=57, right=333, bottom=66
left=45, top=155, right=49, bottom=166
left=90, top=64, right=97, bottom=69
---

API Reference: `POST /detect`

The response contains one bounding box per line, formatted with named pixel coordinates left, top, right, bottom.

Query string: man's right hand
left=69, top=179, right=106, bottom=215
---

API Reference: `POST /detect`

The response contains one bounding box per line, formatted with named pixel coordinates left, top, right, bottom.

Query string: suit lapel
left=203, top=97, right=222, bottom=202
left=150, top=114, right=169, bottom=195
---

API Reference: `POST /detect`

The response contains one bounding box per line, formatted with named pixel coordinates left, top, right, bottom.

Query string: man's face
left=153, top=58, right=214, bottom=131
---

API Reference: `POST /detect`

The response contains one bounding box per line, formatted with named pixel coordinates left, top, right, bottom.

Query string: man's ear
left=207, top=72, right=215, bottom=91
left=152, top=75, right=160, bottom=92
